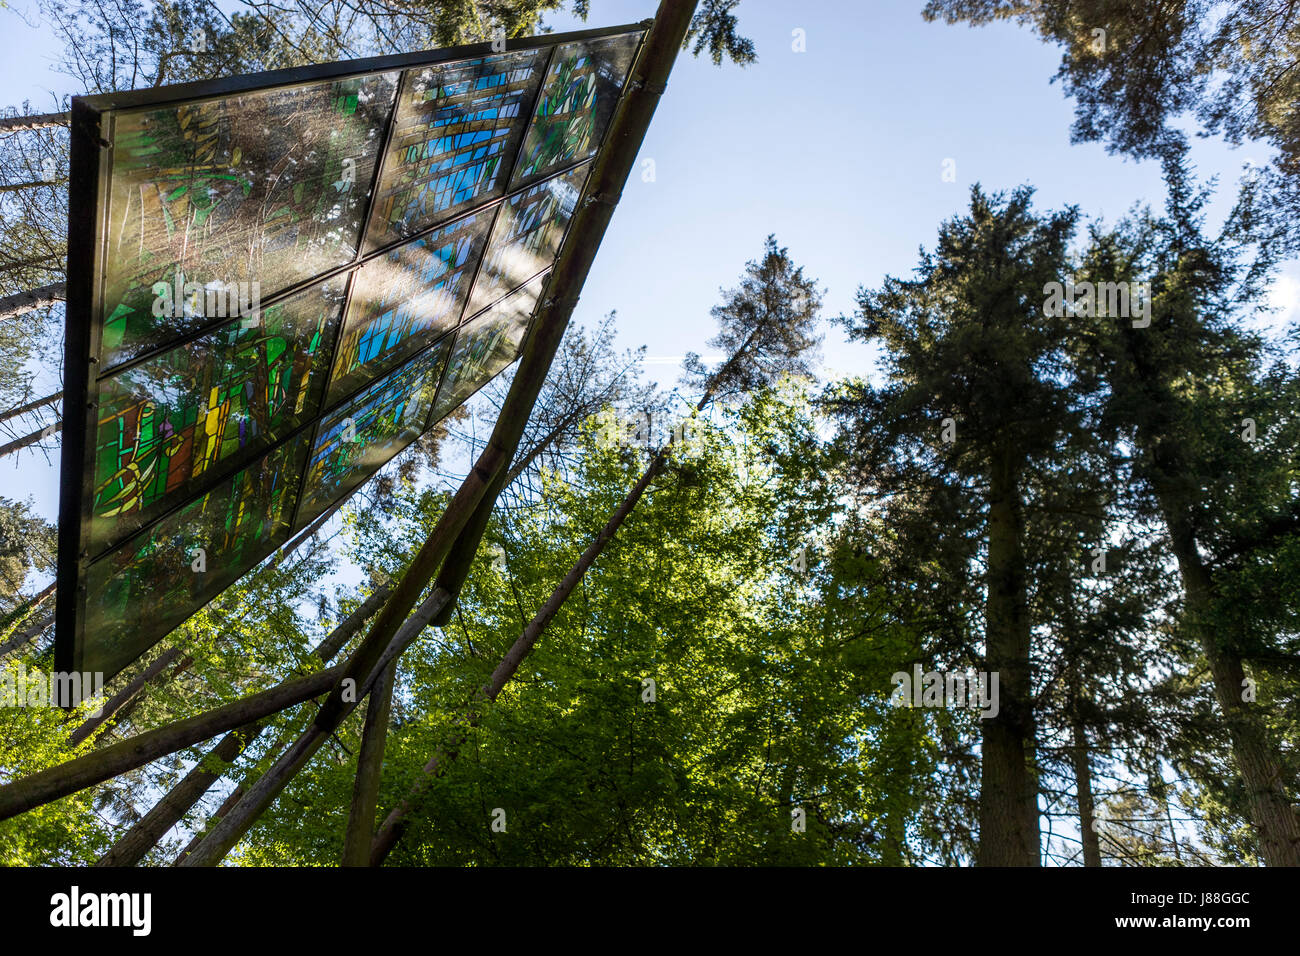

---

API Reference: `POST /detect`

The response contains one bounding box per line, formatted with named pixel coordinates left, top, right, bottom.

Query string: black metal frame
left=56, top=21, right=650, bottom=685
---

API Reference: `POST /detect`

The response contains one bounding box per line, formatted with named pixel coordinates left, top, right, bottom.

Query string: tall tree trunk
left=978, top=454, right=1040, bottom=866
left=1112, top=314, right=1300, bottom=866
left=1072, top=720, right=1101, bottom=867
left=1156, top=499, right=1300, bottom=866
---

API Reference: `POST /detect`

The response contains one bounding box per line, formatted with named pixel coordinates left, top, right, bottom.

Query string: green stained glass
left=298, top=341, right=449, bottom=526
left=83, top=435, right=307, bottom=680
left=433, top=274, right=542, bottom=422
left=466, top=164, right=588, bottom=315
left=100, top=72, right=399, bottom=369
left=326, top=210, right=489, bottom=407
left=511, top=33, right=641, bottom=186
left=364, top=51, right=548, bottom=252
left=89, top=278, right=345, bottom=557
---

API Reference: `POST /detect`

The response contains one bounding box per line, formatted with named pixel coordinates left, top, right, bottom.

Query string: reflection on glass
left=299, top=342, right=449, bottom=526
left=364, top=51, right=548, bottom=252
left=511, top=33, right=641, bottom=185
left=100, top=72, right=399, bottom=368
left=433, top=275, right=541, bottom=422
left=84, top=435, right=306, bottom=681
left=466, top=164, right=587, bottom=315
left=326, top=210, right=488, bottom=407
left=90, top=277, right=345, bottom=557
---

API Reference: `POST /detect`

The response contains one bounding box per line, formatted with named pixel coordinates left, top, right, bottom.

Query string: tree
left=231, top=379, right=936, bottom=865
left=923, top=0, right=1300, bottom=251
left=1069, top=150, right=1300, bottom=865
left=829, top=184, right=1083, bottom=865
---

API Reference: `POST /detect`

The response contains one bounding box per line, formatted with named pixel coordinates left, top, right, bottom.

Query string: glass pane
left=83, top=434, right=307, bottom=680
left=432, top=274, right=542, bottom=422
left=325, top=209, right=489, bottom=408
left=298, top=341, right=449, bottom=526
left=465, top=163, right=587, bottom=315
left=363, top=51, right=548, bottom=252
left=511, top=33, right=641, bottom=186
left=99, top=73, right=399, bottom=369
left=90, top=277, right=345, bottom=558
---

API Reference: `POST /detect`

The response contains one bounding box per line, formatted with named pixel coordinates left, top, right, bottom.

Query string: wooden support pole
left=0, top=664, right=345, bottom=821
left=178, top=588, right=452, bottom=865
left=95, top=584, right=392, bottom=866
left=341, top=659, right=396, bottom=866
left=67, top=648, right=185, bottom=748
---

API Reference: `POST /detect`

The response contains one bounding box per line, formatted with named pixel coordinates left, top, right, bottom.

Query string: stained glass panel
left=298, top=341, right=449, bottom=526
left=466, top=163, right=588, bottom=315
left=511, top=33, right=641, bottom=186
left=89, top=277, right=346, bottom=557
left=83, top=435, right=307, bottom=679
left=432, top=275, right=542, bottom=422
left=100, top=73, right=398, bottom=369
left=363, top=51, right=548, bottom=252
left=62, top=23, right=649, bottom=682
left=326, top=210, right=488, bottom=408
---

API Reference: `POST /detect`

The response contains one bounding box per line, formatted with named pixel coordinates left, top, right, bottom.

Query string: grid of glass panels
left=465, top=163, right=589, bottom=316
left=62, top=25, right=646, bottom=679
left=434, top=274, right=547, bottom=422
left=297, top=338, right=449, bottom=528
left=90, top=276, right=347, bottom=556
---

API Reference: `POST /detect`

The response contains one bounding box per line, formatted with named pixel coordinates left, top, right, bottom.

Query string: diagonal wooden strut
left=179, top=0, right=698, bottom=867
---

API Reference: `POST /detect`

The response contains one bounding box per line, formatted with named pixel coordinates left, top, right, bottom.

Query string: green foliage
left=240, top=384, right=936, bottom=865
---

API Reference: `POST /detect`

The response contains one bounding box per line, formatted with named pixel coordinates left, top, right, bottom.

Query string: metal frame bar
left=73, top=22, right=649, bottom=115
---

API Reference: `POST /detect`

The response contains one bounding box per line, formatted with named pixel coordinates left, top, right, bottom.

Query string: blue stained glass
left=364, top=50, right=549, bottom=251
left=327, top=210, right=490, bottom=406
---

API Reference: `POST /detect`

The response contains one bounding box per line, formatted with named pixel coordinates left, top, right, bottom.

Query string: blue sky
left=2, top=0, right=1297, bottom=520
